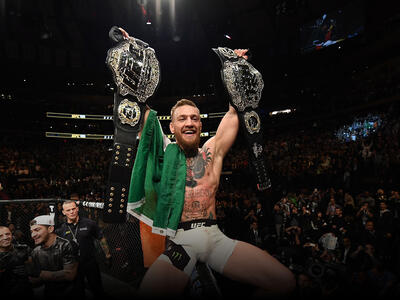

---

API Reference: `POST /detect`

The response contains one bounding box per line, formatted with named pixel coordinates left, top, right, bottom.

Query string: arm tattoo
left=100, top=237, right=110, bottom=256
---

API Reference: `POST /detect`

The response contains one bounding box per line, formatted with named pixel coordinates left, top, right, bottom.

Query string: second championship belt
left=213, top=47, right=271, bottom=191
left=104, top=27, right=160, bottom=223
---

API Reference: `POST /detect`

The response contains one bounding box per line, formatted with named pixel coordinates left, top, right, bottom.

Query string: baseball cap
left=31, top=215, right=55, bottom=226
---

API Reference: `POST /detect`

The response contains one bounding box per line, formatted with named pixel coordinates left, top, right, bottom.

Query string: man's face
left=251, top=222, right=258, bottom=230
left=30, top=225, right=52, bottom=246
left=170, top=105, right=202, bottom=156
left=62, top=202, right=79, bottom=222
left=365, top=221, right=374, bottom=231
left=0, top=227, right=12, bottom=250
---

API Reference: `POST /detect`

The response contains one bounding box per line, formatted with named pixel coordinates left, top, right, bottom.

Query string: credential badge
left=118, top=99, right=141, bottom=127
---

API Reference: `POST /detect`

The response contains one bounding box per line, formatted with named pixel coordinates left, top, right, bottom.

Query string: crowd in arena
left=1, top=94, right=400, bottom=299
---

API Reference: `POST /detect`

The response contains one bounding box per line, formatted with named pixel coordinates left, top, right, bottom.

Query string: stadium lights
left=46, top=112, right=214, bottom=120
left=269, top=108, right=296, bottom=116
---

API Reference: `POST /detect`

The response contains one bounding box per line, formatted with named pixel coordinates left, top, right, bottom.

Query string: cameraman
left=356, top=202, right=373, bottom=227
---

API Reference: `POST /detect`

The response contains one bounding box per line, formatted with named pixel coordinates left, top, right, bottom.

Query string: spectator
left=337, top=236, right=356, bottom=266
left=273, top=203, right=284, bottom=240
left=0, top=225, right=34, bottom=297
left=356, top=202, right=374, bottom=227
left=376, top=201, right=395, bottom=263
left=29, top=215, right=79, bottom=299
left=357, top=220, right=378, bottom=248
left=246, top=220, right=263, bottom=248
left=343, top=192, right=356, bottom=217
left=325, top=196, right=337, bottom=219
left=255, top=202, right=267, bottom=231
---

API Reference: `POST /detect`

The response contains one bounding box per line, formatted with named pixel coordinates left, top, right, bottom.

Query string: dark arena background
left=1, top=0, right=400, bottom=299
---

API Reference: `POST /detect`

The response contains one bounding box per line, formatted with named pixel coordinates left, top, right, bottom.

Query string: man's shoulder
left=31, top=245, right=42, bottom=254
left=55, top=221, right=68, bottom=231
left=202, top=136, right=215, bottom=149
left=79, top=216, right=97, bottom=226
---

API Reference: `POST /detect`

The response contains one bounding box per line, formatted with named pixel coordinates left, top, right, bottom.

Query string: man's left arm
left=93, top=223, right=111, bottom=260
left=99, top=236, right=111, bottom=259
left=212, top=49, right=249, bottom=159
left=39, top=262, right=78, bottom=282
left=214, top=104, right=239, bottom=160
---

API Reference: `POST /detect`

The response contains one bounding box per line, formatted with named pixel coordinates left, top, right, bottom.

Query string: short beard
left=175, top=134, right=200, bottom=157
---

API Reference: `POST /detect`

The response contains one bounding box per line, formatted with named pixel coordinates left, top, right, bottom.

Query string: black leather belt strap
left=237, top=110, right=271, bottom=191
left=103, top=92, right=146, bottom=223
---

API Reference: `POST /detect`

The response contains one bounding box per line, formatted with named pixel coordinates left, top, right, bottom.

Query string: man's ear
left=48, top=225, right=55, bottom=233
left=169, top=122, right=175, bottom=134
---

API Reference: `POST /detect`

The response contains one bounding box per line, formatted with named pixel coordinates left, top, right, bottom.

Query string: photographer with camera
left=356, top=202, right=374, bottom=227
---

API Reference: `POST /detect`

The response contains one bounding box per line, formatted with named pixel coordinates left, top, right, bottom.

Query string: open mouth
left=183, top=130, right=196, bottom=137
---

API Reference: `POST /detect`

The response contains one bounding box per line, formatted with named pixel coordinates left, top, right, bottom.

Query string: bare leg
left=222, top=241, right=296, bottom=298
left=138, top=259, right=190, bottom=298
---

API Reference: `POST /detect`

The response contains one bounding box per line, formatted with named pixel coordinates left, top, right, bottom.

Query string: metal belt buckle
left=106, top=37, right=160, bottom=103
left=212, top=47, right=264, bottom=112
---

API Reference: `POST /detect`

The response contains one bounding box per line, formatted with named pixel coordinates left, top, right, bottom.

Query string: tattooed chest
left=185, top=147, right=213, bottom=188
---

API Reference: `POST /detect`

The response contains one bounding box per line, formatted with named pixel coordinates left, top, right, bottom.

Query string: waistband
left=177, top=219, right=218, bottom=231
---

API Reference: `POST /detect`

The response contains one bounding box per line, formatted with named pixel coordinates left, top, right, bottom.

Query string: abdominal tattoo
left=183, top=189, right=214, bottom=220
left=186, top=147, right=212, bottom=188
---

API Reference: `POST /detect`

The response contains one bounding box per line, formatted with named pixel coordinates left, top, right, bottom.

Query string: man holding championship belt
left=108, top=28, right=295, bottom=298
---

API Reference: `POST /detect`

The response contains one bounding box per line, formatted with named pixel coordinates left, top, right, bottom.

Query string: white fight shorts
left=158, top=219, right=238, bottom=276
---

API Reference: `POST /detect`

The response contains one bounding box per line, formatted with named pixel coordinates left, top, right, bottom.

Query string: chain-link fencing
left=0, top=198, right=145, bottom=287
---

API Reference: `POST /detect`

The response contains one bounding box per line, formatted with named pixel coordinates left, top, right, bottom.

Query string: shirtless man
left=137, top=99, right=295, bottom=297
left=119, top=28, right=295, bottom=298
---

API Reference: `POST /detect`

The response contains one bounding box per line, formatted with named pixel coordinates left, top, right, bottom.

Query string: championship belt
left=213, top=47, right=271, bottom=191
left=104, top=27, right=160, bottom=223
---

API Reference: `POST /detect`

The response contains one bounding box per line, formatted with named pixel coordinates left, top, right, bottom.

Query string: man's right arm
left=39, top=262, right=78, bottom=282
left=138, top=105, right=150, bottom=139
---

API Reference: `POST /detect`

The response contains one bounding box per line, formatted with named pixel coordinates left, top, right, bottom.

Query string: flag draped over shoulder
left=127, top=110, right=186, bottom=237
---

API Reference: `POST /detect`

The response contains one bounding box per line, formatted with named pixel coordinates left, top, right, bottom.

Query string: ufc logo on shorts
left=190, top=222, right=206, bottom=229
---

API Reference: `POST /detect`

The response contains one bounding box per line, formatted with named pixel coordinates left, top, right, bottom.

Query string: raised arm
left=213, top=104, right=239, bottom=160
left=211, top=49, right=248, bottom=159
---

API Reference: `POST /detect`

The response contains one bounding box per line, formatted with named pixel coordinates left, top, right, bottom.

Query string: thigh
left=222, top=241, right=295, bottom=295
left=207, top=227, right=237, bottom=274
left=139, top=259, right=190, bottom=297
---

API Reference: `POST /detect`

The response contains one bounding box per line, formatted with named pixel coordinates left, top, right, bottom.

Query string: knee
left=262, top=266, right=296, bottom=297
left=277, top=268, right=296, bottom=295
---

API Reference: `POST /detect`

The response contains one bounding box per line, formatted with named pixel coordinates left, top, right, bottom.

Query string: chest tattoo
left=186, top=147, right=212, bottom=188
